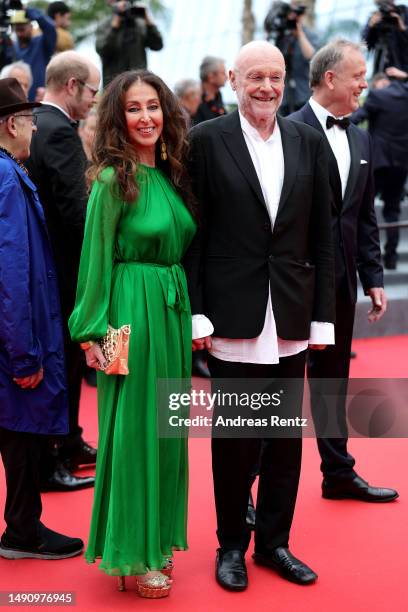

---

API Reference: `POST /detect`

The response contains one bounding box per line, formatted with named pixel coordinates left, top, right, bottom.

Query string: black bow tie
left=326, top=116, right=350, bottom=130
left=70, top=120, right=80, bottom=131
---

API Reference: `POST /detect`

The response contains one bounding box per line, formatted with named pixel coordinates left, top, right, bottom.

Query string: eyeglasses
left=0, top=114, right=37, bottom=126
left=76, top=79, right=99, bottom=97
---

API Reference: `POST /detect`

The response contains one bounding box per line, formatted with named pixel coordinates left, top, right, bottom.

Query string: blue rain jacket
left=0, top=151, right=68, bottom=434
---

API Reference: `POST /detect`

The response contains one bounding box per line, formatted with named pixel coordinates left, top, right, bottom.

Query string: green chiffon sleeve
left=69, top=167, right=123, bottom=343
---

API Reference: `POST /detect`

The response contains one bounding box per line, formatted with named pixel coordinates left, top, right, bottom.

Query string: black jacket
left=351, top=80, right=408, bottom=170
left=96, top=16, right=163, bottom=86
left=183, top=110, right=335, bottom=341
left=290, top=102, right=383, bottom=302
left=26, top=105, right=87, bottom=320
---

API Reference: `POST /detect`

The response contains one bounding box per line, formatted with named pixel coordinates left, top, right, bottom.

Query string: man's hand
left=192, top=336, right=212, bottom=352
left=367, top=287, right=387, bottom=323
left=369, top=11, right=383, bottom=27
left=14, top=368, right=44, bottom=390
left=386, top=66, right=408, bottom=79
left=308, top=344, right=327, bottom=350
left=391, top=11, right=407, bottom=31
left=85, top=344, right=108, bottom=370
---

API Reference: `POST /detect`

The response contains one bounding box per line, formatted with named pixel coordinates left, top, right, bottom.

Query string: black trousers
left=307, top=287, right=356, bottom=479
left=39, top=308, right=84, bottom=481
left=208, top=351, right=306, bottom=554
left=0, top=427, right=42, bottom=546
left=375, top=166, right=408, bottom=264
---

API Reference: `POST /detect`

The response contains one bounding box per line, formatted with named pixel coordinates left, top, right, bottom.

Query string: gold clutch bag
left=98, top=324, right=131, bottom=375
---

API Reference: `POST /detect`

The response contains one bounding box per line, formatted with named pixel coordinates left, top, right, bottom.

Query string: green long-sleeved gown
left=69, top=165, right=196, bottom=576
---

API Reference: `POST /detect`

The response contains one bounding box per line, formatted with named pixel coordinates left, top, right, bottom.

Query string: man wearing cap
left=11, top=7, right=56, bottom=101
left=0, top=78, right=83, bottom=560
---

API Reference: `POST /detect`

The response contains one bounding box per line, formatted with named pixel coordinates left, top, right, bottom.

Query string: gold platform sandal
left=136, top=572, right=172, bottom=598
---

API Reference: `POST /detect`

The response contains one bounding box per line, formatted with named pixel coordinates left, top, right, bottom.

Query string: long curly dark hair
left=89, top=70, right=196, bottom=215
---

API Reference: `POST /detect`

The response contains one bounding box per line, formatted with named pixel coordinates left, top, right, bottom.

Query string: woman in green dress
left=69, top=70, right=196, bottom=598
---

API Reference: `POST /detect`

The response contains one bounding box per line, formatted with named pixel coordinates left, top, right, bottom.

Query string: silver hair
left=0, top=61, right=33, bottom=88
left=174, top=78, right=200, bottom=99
left=310, top=39, right=365, bottom=89
left=199, top=56, right=225, bottom=83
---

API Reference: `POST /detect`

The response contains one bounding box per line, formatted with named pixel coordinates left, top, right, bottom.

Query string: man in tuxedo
left=26, top=51, right=100, bottom=492
left=351, top=73, right=408, bottom=269
left=290, top=39, right=398, bottom=502
left=184, top=40, right=335, bottom=591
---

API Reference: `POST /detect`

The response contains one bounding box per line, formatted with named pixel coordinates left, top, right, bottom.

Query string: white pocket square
left=360, top=160, right=368, bottom=165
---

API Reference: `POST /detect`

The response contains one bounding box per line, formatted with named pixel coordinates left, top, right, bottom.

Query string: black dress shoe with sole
left=322, top=475, right=399, bottom=503
left=40, top=464, right=95, bottom=492
left=216, top=549, right=248, bottom=591
left=253, top=548, right=317, bottom=585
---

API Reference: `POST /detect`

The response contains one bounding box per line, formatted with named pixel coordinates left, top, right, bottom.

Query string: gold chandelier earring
left=160, top=137, right=168, bottom=161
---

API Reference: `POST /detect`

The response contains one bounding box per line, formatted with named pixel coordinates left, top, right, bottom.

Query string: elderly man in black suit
left=290, top=39, right=398, bottom=503
left=26, top=51, right=100, bottom=491
left=184, top=40, right=335, bottom=591
left=351, top=72, right=408, bottom=269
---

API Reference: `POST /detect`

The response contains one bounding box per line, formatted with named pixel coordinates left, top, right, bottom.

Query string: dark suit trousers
left=208, top=351, right=306, bottom=554
left=375, top=167, right=408, bottom=263
left=307, top=286, right=356, bottom=479
left=0, top=427, right=42, bottom=546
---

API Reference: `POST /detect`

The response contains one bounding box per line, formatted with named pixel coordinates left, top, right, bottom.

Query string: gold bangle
left=80, top=341, right=95, bottom=350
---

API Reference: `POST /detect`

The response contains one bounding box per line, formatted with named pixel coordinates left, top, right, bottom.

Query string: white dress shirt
left=193, top=112, right=334, bottom=364
left=309, top=97, right=351, bottom=199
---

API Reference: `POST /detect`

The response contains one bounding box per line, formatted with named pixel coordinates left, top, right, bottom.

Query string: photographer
left=362, top=1, right=408, bottom=73
left=10, top=5, right=56, bottom=101
left=264, top=1, right=318, bottom=115
left=96, top=0, right=163, bottom=86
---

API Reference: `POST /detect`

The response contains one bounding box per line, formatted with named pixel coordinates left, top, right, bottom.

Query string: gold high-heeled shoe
left=136, top=572, right=171, bottom=598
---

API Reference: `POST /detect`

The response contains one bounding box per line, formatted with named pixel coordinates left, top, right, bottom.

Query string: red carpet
left=1, top=336, right=407, bottom=611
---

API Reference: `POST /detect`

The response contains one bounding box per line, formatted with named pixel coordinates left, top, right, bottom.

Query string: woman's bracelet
left=80, top=340, right=95, bottom=350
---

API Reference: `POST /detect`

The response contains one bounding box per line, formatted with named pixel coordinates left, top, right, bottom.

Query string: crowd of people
left=0, top=0, right=407, bottom=602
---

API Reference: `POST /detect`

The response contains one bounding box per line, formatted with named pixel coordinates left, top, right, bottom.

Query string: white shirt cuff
left=192, top=314, right=214, bottom=340
left=309, top=321, right=335, bottom=345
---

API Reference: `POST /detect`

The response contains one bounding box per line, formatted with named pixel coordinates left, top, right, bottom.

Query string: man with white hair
left=290, top=39, right=398, bottom=503
left=0, top=61, right=33, bottom=98
left=26, top=51, right=100, bottom=493
left=184, top=40, right=335, bottom=590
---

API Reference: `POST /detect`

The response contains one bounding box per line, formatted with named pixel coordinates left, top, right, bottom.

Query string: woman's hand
left=14, top=368, right=44, bottom=390
left=85, top=344, right=108, bottom=370
left=192, top=336, right=212, bottom=351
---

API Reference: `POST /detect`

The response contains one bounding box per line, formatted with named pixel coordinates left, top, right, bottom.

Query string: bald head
left=230, top=41, right=286, bottom=138
left=234, top=41, right=285, bottom=73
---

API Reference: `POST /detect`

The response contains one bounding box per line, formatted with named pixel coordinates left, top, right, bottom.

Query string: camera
left=0, top=0, right=22, bottom=30
left=264, top=2, right=307, bottom=37
left=114, top=1, right=147, bottom=21
left=377, top=1, right=401, bottom=27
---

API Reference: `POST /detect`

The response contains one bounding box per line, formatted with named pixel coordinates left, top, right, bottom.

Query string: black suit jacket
left=351, top=81, right=408, bottom=171
left=183, top=110, right=335, bottom=341
left=290, top=103, right=383, bottom=303
left=26, top=105, right=87, bottom=320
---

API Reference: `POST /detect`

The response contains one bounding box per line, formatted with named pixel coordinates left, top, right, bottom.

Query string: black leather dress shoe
left=253, top=548, right=317, bottom=585
left=246, top=492, right=256, bottom=530
left=216, top=549, right=248, bottom=591
left=64, top=439, right=97, bottom=471
left=322, top=475, right=399, bottom=502
left=41, top=464, right=95, bottom=492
